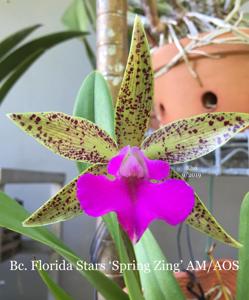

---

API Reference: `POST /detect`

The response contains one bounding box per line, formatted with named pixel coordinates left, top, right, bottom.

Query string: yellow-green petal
left=170, top=170, right=241, bottom=248
left=142, top=112, right=249, bottom=164
left=114, top=16, right=153, bottom=148
left=8, top=112, right=118, bottom=164
left=23, top=164, right=107, bottom=226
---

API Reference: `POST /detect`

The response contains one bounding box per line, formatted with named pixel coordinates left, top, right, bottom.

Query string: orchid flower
left=8, top=18, right=249, bottom=247
left=77, top=145, right=195, bottom=243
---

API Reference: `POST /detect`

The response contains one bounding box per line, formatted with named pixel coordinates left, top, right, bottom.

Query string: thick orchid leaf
left=142, top=112, right=249, bottom=164
left=135, top=230, right=185, bottom=300
left=8, top=112, right=118, bottom=164
left=73, top=71, right=114, bottom=172
left=0, top=24, right=41, bottom=60
left=171, top=170, right=241, bottom=248
left=23, top=164, right=107, bottom=226
left=35, top=262, right=74, bottom=300
left=237, top=192, right=249, bottom=299
left=0, top=192, right=129, bottom=300
left=114, top=16, right=153, bottom=148
left=73, top=71, right=114, bottom=138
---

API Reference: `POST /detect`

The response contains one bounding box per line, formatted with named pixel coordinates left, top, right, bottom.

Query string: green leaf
left=142, top=112, right=249, bottom=164
left=0, top=49, right=44, bottom=104
left=171, top=170, right=241, bottom=248
left=135, top=230, right=185, bottom=300
left=104, top=214, right=144, bottom=300
left=0, top=24, right=41, bottom=61
left=62, top=0, right=96, bottom=68
left=237, top=192, right=249, bottom=299
left=62, top=0, right=89, bottom=31
left=75, top=161, right=89, bottom=174
left=73, top=71, right=114, bottom=172
left=8, top=112, right=118, bottom=164
left=114, top=16, right=153, bottom=148
left=62, top=0, right=89, bottom=32
left=62, top=0, right=96, bottom=32
left=0, top=192, right=128, bottom=300
left=82, top=38, right=96, bottom=69
left=0, top=31, right=87, bottom=81
left=73, top=71, right=115, bottom=137
left=35, top=262, right=74, bottom=300
left=83, top=0, right=96, bottom=31
left=23, top=164, right=107, bottom=226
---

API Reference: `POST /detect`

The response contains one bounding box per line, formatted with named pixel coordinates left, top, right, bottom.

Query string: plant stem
left=96, top=0, right=128, bottom=103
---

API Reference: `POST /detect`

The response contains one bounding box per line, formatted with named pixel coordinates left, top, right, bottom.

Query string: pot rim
left=152, top=28, right=249, bottom=73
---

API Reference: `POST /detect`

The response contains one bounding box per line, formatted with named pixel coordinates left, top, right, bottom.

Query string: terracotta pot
left=174, top=259, right=237, bottom=299
left=152, top=30, right=249, bottom=125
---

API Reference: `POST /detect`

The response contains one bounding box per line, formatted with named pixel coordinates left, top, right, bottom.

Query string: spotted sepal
left=170, top=169, right=241, bottom=248
left=142, top=112, right=249, bottom=164
left=23, top=164, right=107, bottom=226
left=114, top=16, right=153, bottom=148
left=8, top=112, right=118, bottom=164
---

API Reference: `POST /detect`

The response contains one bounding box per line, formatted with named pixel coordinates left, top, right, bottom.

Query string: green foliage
left=73, top=71, right=114, bottom=172
left=0, top=192, right=128, bottom=300
left=0, top=50, right=44, bottom=101
left=0, top=31, right=87, bottom=81
left=237, top=192, right=249, bottom=299
left=104, top=213, right=144, bottom=300
left=0, top=29, right=87, bottom=104
left=0, top=24, right=40, bottom=60
left=35, top=262, right=74, bottom=300
left=135, top=230, right=185, bottom=300
left=62, top=0, right=96, bottom=68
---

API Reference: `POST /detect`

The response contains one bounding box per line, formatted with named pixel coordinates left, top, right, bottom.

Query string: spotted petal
left=23, top=164, right=107, bottom=226
left=114, top=16, right=153, bottom=148
left=142, top=112, right=249, bottom=164
left=77, top=173, right=194, bottom=243
left=170, top=170, right=241, bottom=248
left=8, top=112, right=118, bottom=164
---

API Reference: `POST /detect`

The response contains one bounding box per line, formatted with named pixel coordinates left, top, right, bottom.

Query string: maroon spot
left=35, top=117, right=41, bottom=124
